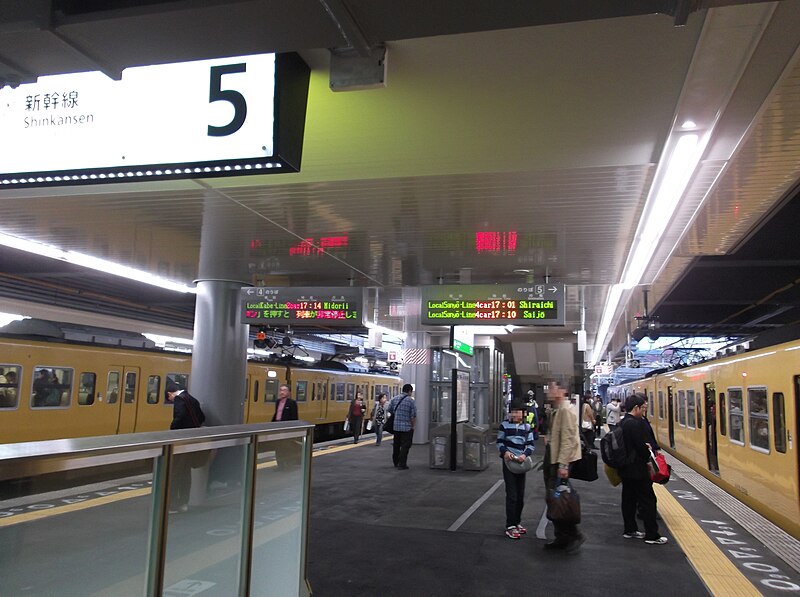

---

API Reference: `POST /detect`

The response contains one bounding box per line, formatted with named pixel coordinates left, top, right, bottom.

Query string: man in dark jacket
left=619, top=393, right=667, bottom=545
left=166, top=381, right=205, bottom=512
left=167, top=381, right=205, bottom=430
left=272, top=384, right=300, bottom=468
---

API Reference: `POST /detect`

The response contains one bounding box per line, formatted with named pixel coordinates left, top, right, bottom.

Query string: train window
left=79, top=372, right=97, bottom=405
left=0, top=365, right=21, bottom=408
left=657, top=391, right=664, bottom=420
left=124, top=372, right=137, bottom=404
left=335, top=383, right=345, bottom=401
left=346, top=383, right=355, bottom=403
left=747, top=387, right=769, bottom=452
left=648, top=392, right=654, bottom=417
left=719, top=392, right=727, bottom=436
left=728, top=388, right=744, bottom=444
left=264, top=380, right=278, bottom=402
left=295, top=380, right=308, bottom=402
left=146, top=376, right=160, bottom=404
left=677, top=390, right=686, bottom=427
left=107, top=371, right=120, bottom=404
left=687, top=390, right=696, bottom=429
left=31, top=367, right=73, bottom=408
left=772, top=392, right=786, bottom=454
left=253, top=380, right=259, bottom=402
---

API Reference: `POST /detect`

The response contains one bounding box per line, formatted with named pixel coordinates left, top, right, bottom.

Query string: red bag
left=648, top=447, right=671, bottom=484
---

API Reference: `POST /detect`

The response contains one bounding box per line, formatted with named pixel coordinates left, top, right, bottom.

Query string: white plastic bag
left=343, top=419, right=350, bottom=432
left=366, top=420, right=373, bottom=431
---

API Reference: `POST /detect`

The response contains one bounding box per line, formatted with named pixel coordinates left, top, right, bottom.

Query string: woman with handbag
left=371, top=394, right=388, bottom=445
left=347, top=392, right=366, bottom=444
left=497, top=400, right=535, bottom=540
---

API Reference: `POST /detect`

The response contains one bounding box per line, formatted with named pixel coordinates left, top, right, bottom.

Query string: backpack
left=600, top=425, right=628, bottom=469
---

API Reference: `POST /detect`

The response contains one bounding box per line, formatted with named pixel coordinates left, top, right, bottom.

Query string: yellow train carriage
left=0, top=334, right=400, bottom=445
left=608, top=338, right=800, bottom=539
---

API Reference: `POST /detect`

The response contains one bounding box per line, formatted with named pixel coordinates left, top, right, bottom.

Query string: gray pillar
left=190, top=195, right=250, bottom=425
left=402, top=287, right=432, bottom=444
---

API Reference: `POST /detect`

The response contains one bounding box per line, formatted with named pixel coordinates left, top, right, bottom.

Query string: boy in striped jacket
left=497, top=400, right=536, bottom=539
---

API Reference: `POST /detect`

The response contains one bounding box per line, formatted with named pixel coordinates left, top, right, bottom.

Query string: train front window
left=31, top=366, right=73, bottom=408
left=78, top=372, right=96, bottom=405
left=772, top=392, right=786, bottom=454
left=747, top=387, right=769, bottom=452
left=0, top=365, right=21, bottom=409
left=146, top=376, right=160, bottom=404
left=728, top=388, right=744, bottom=444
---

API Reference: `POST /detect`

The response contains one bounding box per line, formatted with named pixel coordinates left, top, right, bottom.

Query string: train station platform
left=308, top=435, right=800, bottom=597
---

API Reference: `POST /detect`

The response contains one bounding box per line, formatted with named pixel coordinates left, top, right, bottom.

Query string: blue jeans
left=375, top=423, right=384, bottom=444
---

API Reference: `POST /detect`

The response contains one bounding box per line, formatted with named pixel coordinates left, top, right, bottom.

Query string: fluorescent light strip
left=590, top=284, right=624, bottom=366
left=364, top=320, right=407, bottom=341
left=0, top=231, right=196, bottom=294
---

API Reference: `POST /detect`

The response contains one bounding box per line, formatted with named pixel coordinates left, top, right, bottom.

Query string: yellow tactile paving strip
left=655, top=484, right=763, bottom=597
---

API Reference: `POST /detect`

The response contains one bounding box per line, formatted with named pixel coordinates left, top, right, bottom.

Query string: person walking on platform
left=581, top=395, right=596, bottom=446
left=543, top=381, right=584, bottom=553
left=619, top=393, right=668, bottom=545
left=371, top=393, right=388, bottom=445
left=497, top=400, right=535, bottom=539
left=167, top=381, right=206, bottom=513
left=272, top=384, right=300, bottom=469
left=388, top=384, right=416, bottom=469
left=347, top=391, right=366, bottom=444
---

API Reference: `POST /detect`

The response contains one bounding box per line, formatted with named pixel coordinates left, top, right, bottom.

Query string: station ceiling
left=0, top=0, right=799, bottom=371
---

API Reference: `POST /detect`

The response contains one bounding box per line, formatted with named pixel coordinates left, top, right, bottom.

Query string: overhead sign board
left=241, top=287, right=364, bottom=326
left=0, top=52, right=309, bottom=188
left=421, top=284, right=565, bottom=326
left=451, top=326, right=475, bottom=356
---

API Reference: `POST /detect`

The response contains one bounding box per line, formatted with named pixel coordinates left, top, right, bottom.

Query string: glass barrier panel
left=162, top=441, right=249, bottom=596
left=0, top=458, right=154, bottom=596
left=250, top=433, right=309, bottom=596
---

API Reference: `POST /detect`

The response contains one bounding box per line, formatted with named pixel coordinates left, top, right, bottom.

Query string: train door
left=795, top=375, right=799, bottom=501
left=667, top=386, right=675, bottom=448
left=313, top=378, right=328, bottom=421
left=704, top=382, right=719, bottom=473
left=244, top=374, right=253, bottom=422
left=117, top=366, right=139, bottom=433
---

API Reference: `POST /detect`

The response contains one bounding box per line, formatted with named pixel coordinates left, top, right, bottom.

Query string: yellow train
left=0, top=323, right=400, bottom=444
left=607, top=337, right=799, bottom=539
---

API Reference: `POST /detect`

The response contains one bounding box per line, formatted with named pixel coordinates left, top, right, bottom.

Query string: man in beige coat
left=543, top=381, right=584, bottom=553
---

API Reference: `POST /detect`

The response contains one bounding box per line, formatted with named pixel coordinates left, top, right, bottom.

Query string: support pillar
left=190, top=195, right=250, bottom=425
left=401, top=287, right=432, bottom=444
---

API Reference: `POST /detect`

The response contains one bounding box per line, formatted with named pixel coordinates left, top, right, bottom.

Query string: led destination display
left=241, top=287, right=364, bottom=326
left=422, top=284, right=565, bottom=326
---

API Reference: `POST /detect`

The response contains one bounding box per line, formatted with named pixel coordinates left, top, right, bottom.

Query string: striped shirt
left=496, top=420, right=535, bottom=459
left=388, top=394, right=416, bottom=431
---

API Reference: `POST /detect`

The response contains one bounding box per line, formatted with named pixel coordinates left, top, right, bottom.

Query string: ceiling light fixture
left=0, top=231, right=197, bottom=294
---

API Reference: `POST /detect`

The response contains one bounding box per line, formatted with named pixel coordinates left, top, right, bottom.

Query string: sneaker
left=515, top=524, right=527, bottom=535
left=645, top=536, right=669, bottom=545
left=505, top=526, right=521, bottom=540
left=623, top=531, right=645, bottom=539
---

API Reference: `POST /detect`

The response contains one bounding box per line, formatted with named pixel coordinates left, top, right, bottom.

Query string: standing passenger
left=543, top=381, right=584, bottom=553
left=581, top=395, right=596, bottom=446
left=388, top=384, right=416, bottom=469
left=497, top=400, right=535, bottom=539
left=619, top=393, right=667, bottom=545
left=347, top=392, right=365, bottom=444
left=272, top=384, right=299, bottom=469
left=167, top=381, right=206, bottom=513
left=606, top=396, right=622, bottom=431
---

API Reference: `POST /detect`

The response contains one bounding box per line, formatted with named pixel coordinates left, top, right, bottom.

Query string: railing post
left=237, top=434, right=258, bottom=597
left=144, top=445, right=173, bottom=597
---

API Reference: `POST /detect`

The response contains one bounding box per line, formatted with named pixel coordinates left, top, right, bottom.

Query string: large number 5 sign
left=208, top=63, right=248, bottom=137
